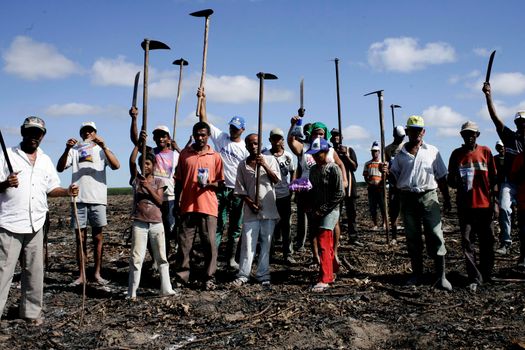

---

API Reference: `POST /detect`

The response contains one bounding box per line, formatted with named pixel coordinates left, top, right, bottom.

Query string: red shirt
left=510, top=152, right=525, bottom=210
left=176, top=145, right=224, bottom=217
left=447, top=145, right=496, bottom=209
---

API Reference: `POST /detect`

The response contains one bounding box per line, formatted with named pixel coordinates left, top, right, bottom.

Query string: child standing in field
left=128, top=144, right=177, bottom=299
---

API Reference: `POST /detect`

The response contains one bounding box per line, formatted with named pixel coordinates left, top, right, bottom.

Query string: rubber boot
left=434, top=255, right=453, bottom=291
left=407, top=255, right=423, bottom=286
left=227, top=238, right=240, bottom=270
left=127, top=265, right=141, bottom=298
left=159, top=264, right=177, bottom=296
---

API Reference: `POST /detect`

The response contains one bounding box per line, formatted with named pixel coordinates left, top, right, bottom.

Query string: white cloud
left=2, top=36, right=81, bottom=80
left=449, top=70, right=480, bottom=85
left=473, top=48, right=491, bottom=57
left=486, top=72, right=525, bottom=95
left=478, top=99, right=525, bottom=121
left=44, top=103, right=126, bottom=118
left=436, top=127, right=460, bottom=137
left=149, top=73, right=293, bottom=104
left=91, top=56, right=142, bottom=86
left=368, top=37, right=456, bottom=73
left=206, top=74, right=293, bottom=104
left=342, top=125, right=371, bottom=141
left=422, top=105, right=467, bottom=127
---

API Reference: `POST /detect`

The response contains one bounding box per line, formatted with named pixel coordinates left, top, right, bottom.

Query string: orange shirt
left=176, top=145, right=224, bottom=217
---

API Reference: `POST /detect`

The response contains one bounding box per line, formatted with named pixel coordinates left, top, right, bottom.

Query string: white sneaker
left=495, top=245, right=510, bottom=255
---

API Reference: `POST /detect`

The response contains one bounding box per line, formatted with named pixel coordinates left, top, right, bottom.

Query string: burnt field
left=1, top=187, right=524, bottom=349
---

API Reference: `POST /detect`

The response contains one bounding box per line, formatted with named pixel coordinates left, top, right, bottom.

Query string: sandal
left=311, top=283, right=330, bottom=293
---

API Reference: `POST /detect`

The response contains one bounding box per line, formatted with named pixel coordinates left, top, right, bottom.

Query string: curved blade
left=132, top=71, right=140, bottom=107
left=257, top=72, right=278, bottom=80
left=141, top=39, right=171, bottom=51
left=173, top=58, right=189, bottom=66
left=190, top=9, right=214, bottom=17
left=485, top=50, right=496, bottom=83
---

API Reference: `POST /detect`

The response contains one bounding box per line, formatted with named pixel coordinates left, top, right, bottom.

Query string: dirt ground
left=1, top=188, right=524, bottom=350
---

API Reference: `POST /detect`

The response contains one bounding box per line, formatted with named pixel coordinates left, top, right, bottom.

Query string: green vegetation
left=108, top=187, right=132, bottom=196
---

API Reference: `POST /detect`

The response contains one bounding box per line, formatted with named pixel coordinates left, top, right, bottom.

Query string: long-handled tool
left=255, top=72, right=278, bottom=206
left=334, top=58, right=343, bottom=136
left=71, top=196, right=86, bottom=325
left=190, top=8, right=214, bottom=117
left=172, top=58, right=189, bottom=141
left=390, top=104, right=401, bottom=130
left=364, top=90, right=390, bottom=243
left=0, top=129, right=14, bottom=174
left=485, top=50, right=496, bottom=83
left=140, top=39, right=170, bottom=173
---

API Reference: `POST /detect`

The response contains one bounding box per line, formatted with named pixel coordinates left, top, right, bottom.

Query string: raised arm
left=56, top=138, right=77, bottom=172
left=482, top=82, right=505, bottom=133
left=287, top=116, right=304, bottom=156
left=197, top=88, right=207, bottom=124
left=129, top=106, right=139, bottom=146
left=129, top=144, right=139, bottom=180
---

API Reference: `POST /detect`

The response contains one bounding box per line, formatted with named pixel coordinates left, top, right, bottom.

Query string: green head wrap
left=307, top=122, right=331, bottom=141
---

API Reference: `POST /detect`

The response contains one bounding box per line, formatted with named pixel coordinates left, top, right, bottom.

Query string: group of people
left=0, top=83, right=524, bottom=324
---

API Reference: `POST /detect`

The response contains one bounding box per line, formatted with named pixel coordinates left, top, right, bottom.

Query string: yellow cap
left=406, top=115, right=425, bottom=128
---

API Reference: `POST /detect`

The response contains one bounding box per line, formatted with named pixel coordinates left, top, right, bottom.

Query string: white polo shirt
left=0, top=145, right=61, bottom=233
left=209, top=123, right=249, bottom=189
left=389, top=142, right=447, bottom=192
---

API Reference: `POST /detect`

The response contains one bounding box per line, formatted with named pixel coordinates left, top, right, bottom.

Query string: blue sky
left=1, top=0, right=525, bottom=187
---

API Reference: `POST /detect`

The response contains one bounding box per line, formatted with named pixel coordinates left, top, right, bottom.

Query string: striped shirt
left=363, top=160, right=383, bottom=187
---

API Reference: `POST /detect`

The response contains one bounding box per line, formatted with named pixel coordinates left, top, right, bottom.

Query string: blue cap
left=306, top=138, right=330, bottom=155
left=229, top=116, right=246, bottom=129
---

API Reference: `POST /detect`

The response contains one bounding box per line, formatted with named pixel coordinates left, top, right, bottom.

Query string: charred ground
left=1, top=188, right=524, bottom=349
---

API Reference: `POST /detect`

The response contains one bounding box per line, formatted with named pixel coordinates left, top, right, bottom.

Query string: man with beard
left=0, top=117, right=79, bottom=325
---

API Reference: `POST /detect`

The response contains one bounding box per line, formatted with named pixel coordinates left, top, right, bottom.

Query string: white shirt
left=390, top=142, right=447, bottom=192
left=65, top=141, right=108, bottom=205
left=0, top=145, right=61, bottom=233
left=234, top=155, right=281, bottom=222
left=262, top=149, right=295, bottom=198
left=209, top=123, right=249, bottom=188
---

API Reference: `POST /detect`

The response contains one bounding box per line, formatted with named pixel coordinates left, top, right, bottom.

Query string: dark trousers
left=176, top=213, right=217, bottom=283
left=459, top=207, right=495, bottom=283
left=518, top=210, right=525, bottom=259
left=388, top=187, right=401, bottom=238
left=274, top=195, right=293, bottom=257
left=344, top=195, right=358, bottom=241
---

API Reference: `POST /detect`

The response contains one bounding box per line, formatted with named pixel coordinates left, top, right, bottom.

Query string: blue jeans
left=238, top=219, right=277, bottom=282
left=499, top=182, right=517, bottom=244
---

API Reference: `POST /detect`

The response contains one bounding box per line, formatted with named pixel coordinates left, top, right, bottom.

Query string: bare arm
left=197, top=88, right=207, bottom=124
left=56, top=138, right=77, bottom=172
left=129, top=144, right=139, bottom=180
left=129, top=106, right=139, bottom=146
left=287, top=116, right=304, bottom=156
left=482, top=82, right=505, bottom=133
left=92, top=135, right=120, bottom=170
left=48, top=183, right=79, bottom=198
left=140, top=180, right=164, bottom=207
